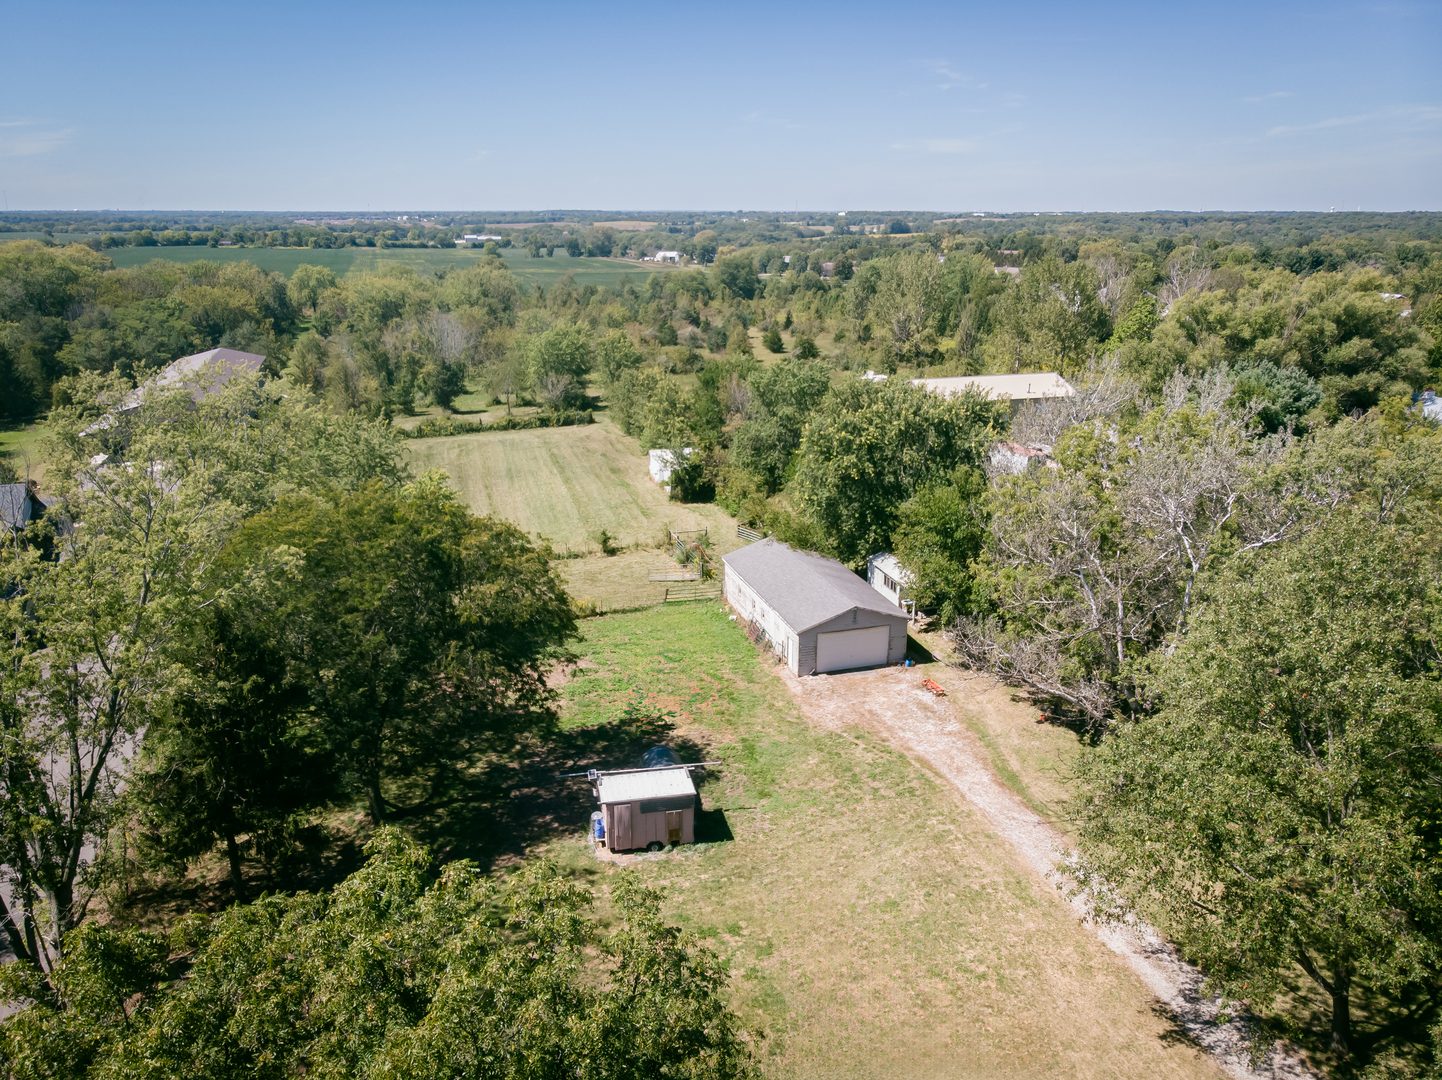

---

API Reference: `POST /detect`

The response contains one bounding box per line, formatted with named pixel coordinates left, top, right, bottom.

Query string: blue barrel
left=639, top=745, right=682, bottom=769
left=592, top=813, right=605, bottom=840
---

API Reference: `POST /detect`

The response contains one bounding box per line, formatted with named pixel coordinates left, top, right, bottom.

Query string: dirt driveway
left=779, top=662, right=1314, bottom=1080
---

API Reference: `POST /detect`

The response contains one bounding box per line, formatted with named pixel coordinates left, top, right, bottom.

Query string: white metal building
left=912, top=371, right=1074, bottom=405
left=865, top=553, right=914, bottom=615
left=648, top=448, right=693, bottom=485
left=722, top=539, right=910, bottom=675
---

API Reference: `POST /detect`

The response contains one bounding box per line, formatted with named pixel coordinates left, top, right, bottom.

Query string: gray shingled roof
left=0, top=484, right=43, bottom=532
left=722, top=539, right=905, bottom=633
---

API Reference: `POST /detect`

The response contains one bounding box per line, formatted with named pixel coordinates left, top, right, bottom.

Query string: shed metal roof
left=723, top=539, right=908, bottom=634
left=597, top=766, right=696, bottom=805
left=912, top=372, right=1074, bottom=402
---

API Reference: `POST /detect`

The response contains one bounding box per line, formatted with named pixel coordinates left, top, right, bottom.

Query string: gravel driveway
left=779, top=662, right=1316, bottom=1080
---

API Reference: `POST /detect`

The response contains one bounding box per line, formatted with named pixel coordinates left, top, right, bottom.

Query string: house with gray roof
left=722, top=539, right=910, bottom=675
left=0, top=480, right=47, bottom=536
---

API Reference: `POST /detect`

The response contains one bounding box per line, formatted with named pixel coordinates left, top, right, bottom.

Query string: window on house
left=882, top=573, right=897, bottom=592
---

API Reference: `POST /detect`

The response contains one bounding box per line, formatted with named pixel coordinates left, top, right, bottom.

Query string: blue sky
left=1, top=0, right=1438, bottom=211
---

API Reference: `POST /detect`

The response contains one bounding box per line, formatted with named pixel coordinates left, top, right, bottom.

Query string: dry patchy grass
left=544, top=605, right=1224, bottom=1080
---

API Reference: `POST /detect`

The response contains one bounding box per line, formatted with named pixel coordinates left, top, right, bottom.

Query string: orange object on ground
left=921, top=678, right=946, bottom=697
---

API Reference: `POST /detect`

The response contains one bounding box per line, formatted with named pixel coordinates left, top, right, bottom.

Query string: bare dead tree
left=1159, top=245, right=1214, bottom=315
left=1007, top=356, right=1141, bottom=453
left=537, top=372, right=574, bottom=411
left=951, top=369, right=1288, bottom=728
left=427, top=310, right=473, bottom=364
left=724, top=372, right=751, bottom=418
left=1090, top=253, right=1130, bottom=320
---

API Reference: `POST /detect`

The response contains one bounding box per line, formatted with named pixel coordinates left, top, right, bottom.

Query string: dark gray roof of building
left=722, top=539, right=907, bottom=633
left=0, top=483, right=44, bottom=531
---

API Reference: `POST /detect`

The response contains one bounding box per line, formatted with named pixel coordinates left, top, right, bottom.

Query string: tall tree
left=235, top=475, right=577, bottom=825
left=127, top=597, right=329, bottom=904
left=0, top=377, right=242, bottom=965
left=1075, top=511, right=1442, bottom=1059
left=793, top=378, right=1006, bottom=565
left=0, top=832, right=756, bottom=1080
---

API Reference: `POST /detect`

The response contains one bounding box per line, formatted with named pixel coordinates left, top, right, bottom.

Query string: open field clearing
left=541, top=604, right=1230, bottom=1080
left=778, top=662, right=1312, bottom=1080
left=405, top=418, right=741, bottom=555
left=104, top=244, right=676, bottom=288
left=0, top=419, right=50, bottom=484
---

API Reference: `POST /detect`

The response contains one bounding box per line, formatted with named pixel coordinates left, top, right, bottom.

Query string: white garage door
left=815, top=625, right=890, bottom=673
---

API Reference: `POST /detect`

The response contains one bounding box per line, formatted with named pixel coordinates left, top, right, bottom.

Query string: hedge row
left=403, top=410, right=595, bottom=439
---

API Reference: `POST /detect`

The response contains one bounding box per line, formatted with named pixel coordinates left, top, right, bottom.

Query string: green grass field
left=104, top=244, right=671, bottom=289
left=0, top=419, right=50, bottom=483
left=540, top=605, right=1223, bottom=1079
left=405, top=417, right=740, bottom=557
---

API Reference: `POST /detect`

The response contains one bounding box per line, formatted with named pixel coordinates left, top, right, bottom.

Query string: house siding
left=724, top=564, right=800, bottom=673
left=728, top=560, right=910, bottom=676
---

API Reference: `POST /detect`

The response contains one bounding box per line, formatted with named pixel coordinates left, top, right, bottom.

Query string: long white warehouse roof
left=912, top=372, right=1074, bottom=401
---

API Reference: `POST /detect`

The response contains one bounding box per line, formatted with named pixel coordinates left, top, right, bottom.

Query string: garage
left=722, top=539, right=911, bottom=676
left=816, top=625, right=890, bottom=673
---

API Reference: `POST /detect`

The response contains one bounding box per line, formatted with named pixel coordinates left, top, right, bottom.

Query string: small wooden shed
left=597, top=766, right=697, bottom=852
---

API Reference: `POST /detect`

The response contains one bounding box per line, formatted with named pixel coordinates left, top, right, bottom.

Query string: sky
left=1, top=0, right=1439, bottom=212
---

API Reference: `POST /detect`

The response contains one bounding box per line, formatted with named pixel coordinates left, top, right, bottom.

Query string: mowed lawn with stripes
left=405, top=418, right=741, bottom=556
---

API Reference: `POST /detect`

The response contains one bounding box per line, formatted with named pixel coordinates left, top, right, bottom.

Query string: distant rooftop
left=912, top=372, right=1074, bottom=402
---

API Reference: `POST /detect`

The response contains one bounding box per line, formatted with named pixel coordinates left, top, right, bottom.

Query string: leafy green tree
left=484, top=351, right=530, bottom=413
left=729, top=358, right=832, bottom=493
left=711, top=252, right=758, bottom=300
left=235, top=475, right=576, bottom=825
left=55, top=300, right=198, bottom=383
left=1075, top=512, right=1442, bottom=1059
left=595, top=328, right=642, bottom=384
left=761, top=326, right=785, bottom=354
left=421, top=353, right=467, bottom=409
left=0, top=378, right=245, bottom=965
left=891, top=467, right=988, bottom=623
left=0, top=831, right=756, bottom=1080
left=1230, top=361, right=1322, bottom=433
left=285, top=329, right=331, bottom=392
left=436, top=263, right=519, bottom=326
left=286, top=263, right=338, bottom=315
left=870, top=250, right=944, bottom=366
left=793, top=379, right=1007, bottom=565
left=609, top=366, right=665, bottom=437
left=987, top=254, right=1109, bottom=375
left=524, top=325, right=593, bottom=388
left=640, top=379, right=694, bottom=451
left=128, top=598, right=328, bottom=904
left=0, top=371, right=413, bottom=961
left=792, top=333, right=820, bottom=360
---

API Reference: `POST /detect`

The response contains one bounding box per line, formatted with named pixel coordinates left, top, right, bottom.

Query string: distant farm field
left=104, top=244, right=672, bottom=289
left=405, top=419, right=740, bottom=556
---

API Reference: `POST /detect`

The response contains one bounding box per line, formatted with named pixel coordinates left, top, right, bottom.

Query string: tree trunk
left=226, top=833, right=246, bottom=905
left=366, top=775, right=386, bottom=826
left=1331, top=967, right=1352, bottom=1058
